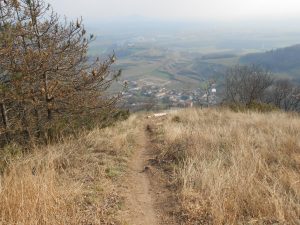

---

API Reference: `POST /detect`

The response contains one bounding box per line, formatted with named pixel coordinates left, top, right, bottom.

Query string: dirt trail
left=121, top=129, right=158, bottom=225
left=120, top=122, right=178, bottom=225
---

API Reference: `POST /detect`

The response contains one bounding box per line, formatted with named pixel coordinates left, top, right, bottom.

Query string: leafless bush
left=265, top=79, right=300, bottom=111
left=224, top=65, right=273, bottom=106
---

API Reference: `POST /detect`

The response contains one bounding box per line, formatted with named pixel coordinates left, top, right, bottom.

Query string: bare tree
left=265, top=79, right=293, bottom=107
left=283, top=86, right=300, bottom=111
left=224, top=65, right=273, bottom=106
left=264, top=79, right=300, bottom=111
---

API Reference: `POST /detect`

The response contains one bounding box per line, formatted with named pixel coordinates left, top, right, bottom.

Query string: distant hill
left=240, top=44, right=300, bottom=73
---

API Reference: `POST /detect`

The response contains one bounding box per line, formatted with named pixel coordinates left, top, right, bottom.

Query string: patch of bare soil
left=119, top=120, right=179, bottom=225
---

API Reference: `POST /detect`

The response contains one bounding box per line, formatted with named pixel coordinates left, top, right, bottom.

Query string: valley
left=87, top=24, right=300, bottom=110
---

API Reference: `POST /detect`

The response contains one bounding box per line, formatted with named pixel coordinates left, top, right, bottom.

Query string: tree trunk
left=0, top=102, right=9, bottom=129
left=0, top=102, right=10, bottom=143
left=21, top=104, right=33, bottom=144
left=43, top=73, right=54, bottom=142
left=43, top=73, right=52, bottom=121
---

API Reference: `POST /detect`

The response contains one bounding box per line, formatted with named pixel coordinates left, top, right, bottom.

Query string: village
left=122, top=80, right=219, bottom=111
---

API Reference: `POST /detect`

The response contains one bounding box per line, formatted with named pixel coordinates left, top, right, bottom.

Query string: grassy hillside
left=0, top=115, right=142, bottom=225
left=150, top=108, right=300, bottom=224
left=0, top=108, right=299, bottom=224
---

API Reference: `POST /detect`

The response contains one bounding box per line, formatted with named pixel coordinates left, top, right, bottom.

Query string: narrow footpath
left=120, top=121, right=178, bottom=225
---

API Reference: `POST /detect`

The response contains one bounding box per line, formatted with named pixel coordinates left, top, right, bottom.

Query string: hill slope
left=149, top=108, right=300, bottom=224
left=0, top=108, right=299, bottom=224
left=240, top=44, right=300, bottom=76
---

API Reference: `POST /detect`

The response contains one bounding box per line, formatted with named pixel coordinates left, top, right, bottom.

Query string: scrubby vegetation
left=0, top=115, right=141, bottom=224
left=223, top=65, right=300, bottom=112
left=151, top=108, right=300, bottom=224
left=0, top=0, right=124, bottom=146
left=0, top=105, right=299, bottom=224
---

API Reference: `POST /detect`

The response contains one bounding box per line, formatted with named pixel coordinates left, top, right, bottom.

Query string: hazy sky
left=47, top=0, right=300, bottom=22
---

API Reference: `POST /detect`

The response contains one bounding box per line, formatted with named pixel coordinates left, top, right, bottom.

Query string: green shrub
left=228, top=102, right=278, bottom=113
left=248, top=102, right=278, bottom=112
left=0, top=143, right=23, bottom=174
left=172, top=116, right=181, bottom=123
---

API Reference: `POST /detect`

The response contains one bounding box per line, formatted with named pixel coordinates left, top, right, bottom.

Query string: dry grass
left=154, top=108, right=300, bottom=224
left=0, top=115, right=141, bottom=225
left=1, top=108, right=300, bottom=225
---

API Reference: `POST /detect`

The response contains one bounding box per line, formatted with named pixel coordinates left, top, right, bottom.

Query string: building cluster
left=122, top=80, right=219, bottom=111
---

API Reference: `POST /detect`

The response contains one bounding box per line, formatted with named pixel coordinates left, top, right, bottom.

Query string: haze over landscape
left=46, top=0, right=300, bottom=110
left=48, top=0, right=300, bottom=21
left=0, top=0, right=300, bottom=224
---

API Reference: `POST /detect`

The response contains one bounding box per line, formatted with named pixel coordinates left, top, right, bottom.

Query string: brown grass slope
left=0, top=108, right=299, bottom=225
left=0, top=115, right=142, bottom=225
left=151, top=108, right=300, bottom=224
